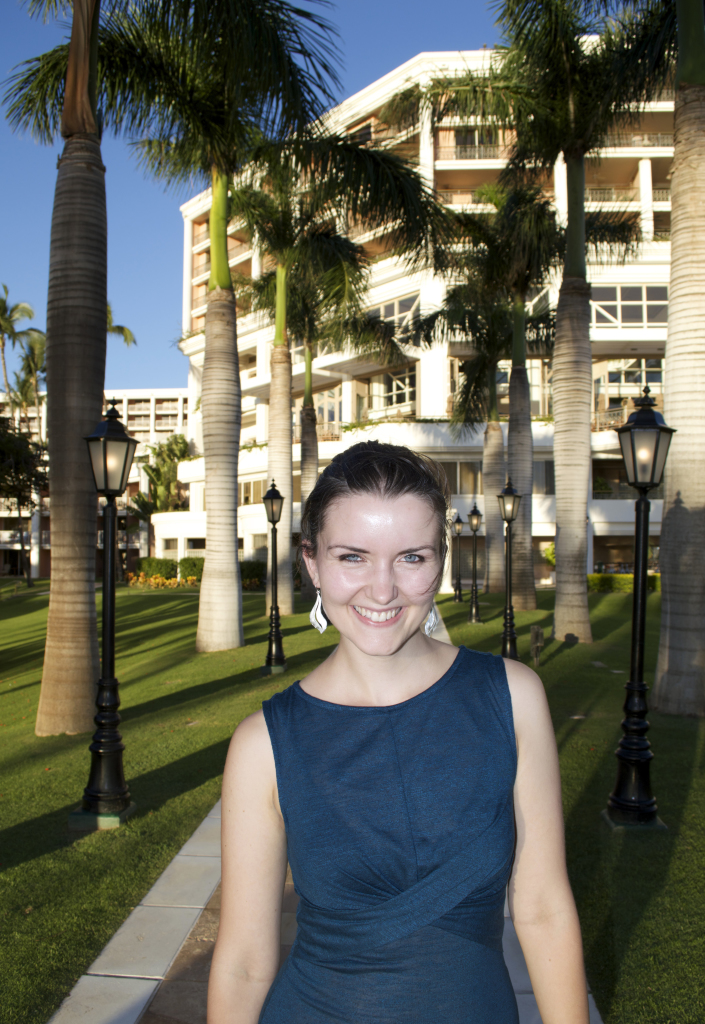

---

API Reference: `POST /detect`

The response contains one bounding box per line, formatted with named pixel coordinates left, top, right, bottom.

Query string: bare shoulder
left=223, top=709, right=275, bottom=782
left=502, top=658, right=554, bottom=748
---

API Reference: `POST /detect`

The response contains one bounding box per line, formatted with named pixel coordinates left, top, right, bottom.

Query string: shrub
left=126, top=571, right=198, bottom=589
left=587, top=573, right=660, bottom=593
left=135, top=557, right=178, bottom=579
left=240, top=560, right=266, bottom=589
left=179, top=556, right=204, bottom=582
left=543, top=542, right=556, bottom=568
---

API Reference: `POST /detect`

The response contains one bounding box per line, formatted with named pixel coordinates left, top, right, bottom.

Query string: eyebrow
left=327, top=544, right=437, bottom=555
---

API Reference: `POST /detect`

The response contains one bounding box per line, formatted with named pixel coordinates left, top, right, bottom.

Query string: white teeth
left=353, top=605, right=400, bottom=622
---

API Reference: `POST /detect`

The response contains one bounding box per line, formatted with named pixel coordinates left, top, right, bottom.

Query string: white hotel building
left=2, top=51, right=671, bottom=584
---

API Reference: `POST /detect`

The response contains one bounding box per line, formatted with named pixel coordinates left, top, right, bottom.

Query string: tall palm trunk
left=36, top=135, right=105, bottom=735
left=483, top=370, right=506, bottom=594
left=552, top=155, right=592, bottom=643
left=299, top=343, right=318, bottom=602
left=654, top=4, right=705, bottom=715
left=0, top=339, right=10, bottom=399
left=196, top=169, right=244, bottom=651
left=507, top=296, right=536, bottom=610
left=267, top=264, right=294, bottom=614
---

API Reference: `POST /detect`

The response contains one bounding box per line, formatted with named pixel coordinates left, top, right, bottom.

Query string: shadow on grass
left=0, top=739, right=231, bottom=873
left=123, top=644, right=339, bottom=723
left=565, top=711, right=701, bottom=1019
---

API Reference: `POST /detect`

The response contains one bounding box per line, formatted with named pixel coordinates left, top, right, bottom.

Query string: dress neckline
left=293, top=646, right=465, bottom=712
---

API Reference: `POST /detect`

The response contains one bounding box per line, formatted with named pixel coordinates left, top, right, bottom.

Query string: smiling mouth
left=352, top=605, right=402, bottom=623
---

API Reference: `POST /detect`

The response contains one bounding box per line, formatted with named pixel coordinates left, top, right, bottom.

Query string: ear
left=301, top=547, right=320, bottom=589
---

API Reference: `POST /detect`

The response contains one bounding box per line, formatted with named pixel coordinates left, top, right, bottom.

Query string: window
left=606, top=358, right=662, bottom=387
left=367, top=293, right=421, bottom=346
left=350, top=122, right=372, bottom=145
left=369, top=368, right=417, bottom=410
left=459, top=462, right=482, bottom=495
left=253, top=533, right=268, bottom=562
left=163, top=538, right=177, bottom=551
left=188, top=538, right=206, bottom=550
left=454, top=127, right=498, bottom=153
left=238, top=479, right=266, bottom=506
left=591, top=285, right=668, bottom=327
left=438, top=463, right=458, bottom=494
left=533, top=461, right=555, bottom=496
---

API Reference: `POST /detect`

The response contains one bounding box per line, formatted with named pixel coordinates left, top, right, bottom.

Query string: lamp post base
left=261, top=663, right=287, bottom=675
left=600, top=809, right=667, bottom=832
left=69, top=801, right=137, bottom=832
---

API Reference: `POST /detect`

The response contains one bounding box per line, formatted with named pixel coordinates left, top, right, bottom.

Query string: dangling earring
left=424, top=604, right=439, bottom=636
left=310, top=589, right=328, bottom=634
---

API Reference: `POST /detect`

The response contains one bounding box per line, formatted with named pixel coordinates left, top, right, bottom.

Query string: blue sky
left=1, top=1, right=500, bottom=390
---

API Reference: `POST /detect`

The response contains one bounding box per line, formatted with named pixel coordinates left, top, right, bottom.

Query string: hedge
left=179, top=556, right=204, bottom=582
left=135, top=557, right=178, bottom=579
left=587, top=573, right=660, bottom=593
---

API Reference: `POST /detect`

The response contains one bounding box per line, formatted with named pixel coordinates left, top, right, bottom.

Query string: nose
left=366, top=560, right=398, bottom=607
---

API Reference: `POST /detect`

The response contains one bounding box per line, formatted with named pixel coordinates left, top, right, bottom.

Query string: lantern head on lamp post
left=70, top=402, right=138, bottom=831
left=262, top=480, right=287, bottom=675
left=498, top=479, right=521, bottom=660
left=452, top=513, right=464, bottom=602
left=468, top=503, right=482, bottom=624
left=605, top=388, right=674, bottom=830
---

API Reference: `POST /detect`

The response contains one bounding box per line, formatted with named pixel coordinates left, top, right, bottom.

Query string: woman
left=208, top=441, right=589, bottom=1024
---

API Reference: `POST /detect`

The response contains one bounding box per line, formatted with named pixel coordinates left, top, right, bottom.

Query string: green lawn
left=0, top=588, right=703, bottom=1024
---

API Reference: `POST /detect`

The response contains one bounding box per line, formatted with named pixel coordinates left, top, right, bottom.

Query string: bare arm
left=207, top=711, right=288, bottom=1024
left=505, top=659, right=589, bottom=1024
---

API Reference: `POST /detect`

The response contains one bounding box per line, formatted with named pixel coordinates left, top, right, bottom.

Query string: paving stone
left=179, top=816, right=221, bottom=857
left=208, top=800, right=221, bottom=818
left=143, top=979, right=208, bottom=1024
left=49, top=975, right=158, bottom=1024
left=516, top=993, right=543, bottom=1024
left=503, top=918, right=532, bottom=994
left=142, top=855, right=221, bottom=909
left=87, top=906, right=201, bottom=980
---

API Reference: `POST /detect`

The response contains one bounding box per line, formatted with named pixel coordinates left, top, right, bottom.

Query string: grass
left=0, top=588, right=703, bottom=1023
left=439, top=591, right=705, bottom=1024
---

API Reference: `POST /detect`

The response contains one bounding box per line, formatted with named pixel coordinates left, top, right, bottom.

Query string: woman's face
left=303, top=491, right=443, bottom=656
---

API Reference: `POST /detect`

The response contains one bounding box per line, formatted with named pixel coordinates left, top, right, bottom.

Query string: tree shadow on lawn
left=0, top=739, right=231, bottom=873
left=122, top=644, right=339, bottom=724
left=564, top=710, right=700, bottom=1020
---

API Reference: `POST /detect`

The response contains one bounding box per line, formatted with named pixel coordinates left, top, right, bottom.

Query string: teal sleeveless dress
left=260, top=646, right=519, bottom=1024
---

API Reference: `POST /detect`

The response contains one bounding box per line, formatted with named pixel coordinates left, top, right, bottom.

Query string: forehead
left=321, top=491, right=439, bottom=541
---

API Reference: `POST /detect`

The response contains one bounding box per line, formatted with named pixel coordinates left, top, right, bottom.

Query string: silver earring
left=310, top=589, right=328, bottom=634
left=424, top=604, right=439, bottom=636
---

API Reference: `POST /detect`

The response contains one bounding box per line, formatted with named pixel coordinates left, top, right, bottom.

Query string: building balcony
left=436, top=189, right=494, bottom=206
left=435, top=144, right=505, bottom=161
left=585, top=187, right=638, bottom=203
left=602, top=132, right=673, bottom=149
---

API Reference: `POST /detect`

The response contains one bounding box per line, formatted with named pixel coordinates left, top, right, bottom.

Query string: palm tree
left=5, top=1, right=338, bottom=722
left=17, top=329, right=47, bottom=436
left=452, top=183, right=562, bottom=609
left=107, top=303, right=136, bottom=347
left=232, top=153, right=431, bottom=609
left=0, top=285, right=37, bottom=399
left=402, top=0, right=667, bottom=640
left=644, top=0, right=705, bottom=715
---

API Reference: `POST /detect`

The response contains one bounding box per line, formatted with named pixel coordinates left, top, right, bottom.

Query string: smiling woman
left=208, top=441, right=590, bottom=1024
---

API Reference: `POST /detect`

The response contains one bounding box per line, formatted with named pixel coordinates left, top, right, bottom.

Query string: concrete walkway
left=49, top=609, right=603, bottom=1024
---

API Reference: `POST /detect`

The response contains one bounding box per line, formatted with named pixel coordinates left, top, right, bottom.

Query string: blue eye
left=341, top=553, right=363, bottom=562
left=402, top=553, right=423, bottom=563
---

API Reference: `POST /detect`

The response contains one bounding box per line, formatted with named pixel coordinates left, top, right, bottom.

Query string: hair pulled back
left=300, top=440, right=452, bottom=569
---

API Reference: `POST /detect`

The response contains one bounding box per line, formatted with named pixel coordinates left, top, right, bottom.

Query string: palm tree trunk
left=35, top=134, right=105, bottom=736
left=267, top=264, right=294, bottom=614
left=299, top=344, right=318, bottom=602
left=0, top=338, right=10, bottom=399
left=483, top=371, right=506, bottom=593
left=654, top=81, right=705, bottom=716
left=18, top=514, right=33, bottom=588
left=196, top=169, right=244, bottom=652
left=507, top=297, right=536, bottom=610
left=551, top=155, right=593, bottom=643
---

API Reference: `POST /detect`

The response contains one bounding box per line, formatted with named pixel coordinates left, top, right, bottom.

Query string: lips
left=352, top=605, right=402, bottom=623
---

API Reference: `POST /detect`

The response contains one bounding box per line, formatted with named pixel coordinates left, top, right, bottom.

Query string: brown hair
left=300, top=440, right=451, bottom=572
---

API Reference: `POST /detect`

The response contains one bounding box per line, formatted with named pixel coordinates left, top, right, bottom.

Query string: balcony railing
left=193, top=222, right=209, bottom=244
left=593, top=484, right=664, bottom=500
left=292, top=422, right=343, bottom=443
left=592, top=408, right=627, bottom=431
left=653, top=188, right=671, bottom=202
left=0, top=530, right=31, bottom=545
left=228, top=239, right=251, bottom=261
left=192, top=261, right=210, bottom=279
left=602, top=132, right=674, bottom=148
left=585, top=187, right=638, bottom=203
left=436, top=144, right=503, bottom=161
left=437, top=189, right=489, bottom=206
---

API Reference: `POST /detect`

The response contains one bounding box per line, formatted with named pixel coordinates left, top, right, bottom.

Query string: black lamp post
left=468, top=503, right=482, bottom=624
left=498, top=478, right=521, bottom=661
left=262, top=480, right=287, bottom=675
left=452, top=513, right=464, bottom=602
left=605, top=387, right=675, bottom=829
left=70, top=402, right=138, bottom=830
